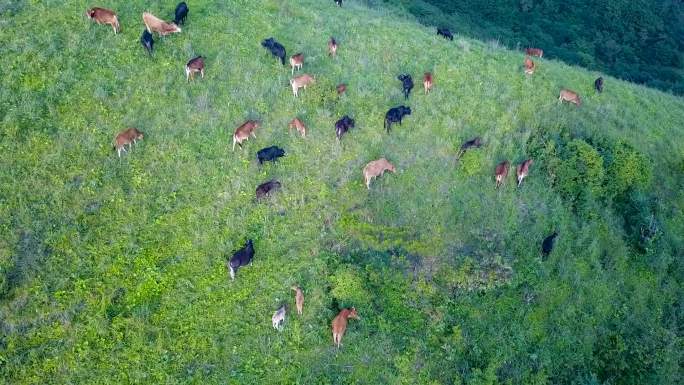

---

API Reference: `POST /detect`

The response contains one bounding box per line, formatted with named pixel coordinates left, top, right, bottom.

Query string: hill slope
left=1, top=0, right=683, bottom=384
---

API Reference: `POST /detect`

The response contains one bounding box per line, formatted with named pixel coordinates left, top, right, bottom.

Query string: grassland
left=1, top=0, right=683, bottom=384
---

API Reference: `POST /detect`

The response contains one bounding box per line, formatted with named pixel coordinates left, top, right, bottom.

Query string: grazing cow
left=516, top=159, right=533, bottom=186
left=257, top=146, right=286, bottom=164
left=233, top=120, right=259, bottom=151
left=595, top=77, right=604, bottom=93
left=185, top=56, right=204, bottom=82
left=363, top=158, right=396, bottom=189
left=336, top=83, right=347, bottom=95
left=524, top=57, right=535, bottom=75
left=142, top=12, right=181, bottom=36
left=328, top=37, right=338, bottom=58
left=261, top=37, right=286, bottom=65
left=495, top=160, right=510, bottom=189
left=334, top=0, right=343, bottom=6
left=290, top=74, right=315, bottom=97
left=398, top=74, right=413, bottom=99
left=140, top=30, right=154, bottom=56
left=86, top=7, right=120, bottom=34
left=256, top=179, right=281, bottom=199
left=227, top=239, right=254, bottom=280
left=525, top=48, right=543, bottom=58
left=272, top=305, right=287, bottom=331
left=559, top=89, right=581, bottom=106
left=456, top=136, right=483, bottom=158
left=332, top=308, right=360, bottom=348
left=335, top=115, right=355, bottom=140
left=288, top=118, right=306, bottom=137
left=114, top=128, right=144, bottom=157
left=423, top=72, right=433, bottom=94
left=291, top=286, right=304, bottom=315
left=437, top=27, right=453, bottom=41
left=384, top=106, right=411, bottom=133
left=541, top=232, right=558, bottom=259
left=174, top=2, right=188, bottom=26
left=290, top=53, right=304, bottom=75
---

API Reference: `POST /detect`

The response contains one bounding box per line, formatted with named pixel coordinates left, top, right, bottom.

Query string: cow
left=227, top=239, right=254, bottom=280
left=516, top=159, right=533, bottom=186
left=495, top=160, right=510, bottom=189
left=174, top=2, right=188, bottom=26
left=256, top=180, right=281, bottom=199
left=384, top=106, right=411, bottom=133
left=261, top=37, right=286, bottom=65
left=437, top=28, right=453, bottom=41
left=272, top=305, right=287, bottom=331
left=328, top=37, right=338, bottom=58
left=456, top=137, right=483, bottom=159
left=398, top=74, right=413, bottom=99
left=363, top=158, right=396, bottom=189
left=334, top=0, right=343, bottom=6
left=291, top=286, right=304, bottom=315
left=140, top=30, right=154, bottom=56
left=232, top=120, right=259, bottom=151
left=290, top=74, right=315, bottom=97
left=595, top=77, right=604, bottom=93
left=142, top=12, right=181, bottom=36
left=423, top=72, right=433, bottom=94
left=541, top=232, right=558, bottom=259
left=86, top=7, right=120, bottom=34
left=336, top=83, right=347, bottom=95
left=288, top=118, right=306, bottom=137
left=290, top=53, right=304, bottom=75
left=114, top=128, right=144, bottom=157
left=525, top=48, right=543, bottom=58
left=335, top=115, right=355, bottom=140
left=332, top=308, right=360, bottom=348
left=185, top=56, right=204, bottom=82
left=257, top=146, right=286, bottom=164
left=524, top=57, right=535, bottom=75
left=559, top=89, right=581, bottom=106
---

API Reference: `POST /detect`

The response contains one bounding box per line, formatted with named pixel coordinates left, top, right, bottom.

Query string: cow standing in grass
left=291, top=286, right=304, bottom=315
left=262, top=37, right=286, bottom=65
left=185, top=56, right=204, bottom=81
left=290, top=74, right=315, bottom=97
left=423, top=72, right=433, bottom=94
left=256, top=180, right=281, bottom=199
left=233, top=120, right=259, bottom=150
left=140, top=30, right=154, bottom=56
left=524, top=57, right=535, bottom=74
left=456, top=137, right=482, bottom=159
left=335, top=115, right=355, bottom=140
left=174, top=2, right=189, bottom=26
left=595, top=77, right=604, bottom=93
left=86, top=7, right=120, bottom=34
left=227, top=239, right=254, bottom=280
left=288, top=118, right=306, bottom=137
left=290, top=53, right=304, bottom=75
left=495, top=161, right=509, bottom=189
left=143, top=12, right=181, bottom=36
left=328, top=37, right=338, bottom=58
left=332, top=308, right=360, bottom=348
left=398, top=74, right=414, bottom=99
left=384, top=106, right=411, bottom=133
left=114, top=128, right=144, bottom=157
left=516, top=159, right=533, bottom=186
left=437, top=28, right=453, bottom=40
left=525, top=48, right=543, bottom=58
left=559, top=89, right=581, bottom=106
left=363, top=158, right=396, bottom=189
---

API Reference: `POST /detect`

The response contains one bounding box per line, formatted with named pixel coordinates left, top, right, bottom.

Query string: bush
left=554, top=139, right=606, bottom=206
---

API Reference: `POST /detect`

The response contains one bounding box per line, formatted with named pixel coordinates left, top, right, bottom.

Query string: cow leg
left=230, top=266, right=235, bottom=280
left=201, top=69, right=204, bottom=78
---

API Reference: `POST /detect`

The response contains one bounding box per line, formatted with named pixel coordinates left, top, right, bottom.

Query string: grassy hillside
left=1, top=0, right=682, bottom=384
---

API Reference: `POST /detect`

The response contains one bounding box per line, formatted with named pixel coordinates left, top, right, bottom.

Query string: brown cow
left=423, top=72, right=433, bottom=94
left=142, top=12, right=181, bottom=36
left=516, top=159, right=533, bottom=186
left=328, top=37, right=338, bottom=58
left=185, top=56, right=204, bottom=81
left=290, top=74, right=315, bottom=97
left=86, top=7, right=120, bottom=34
left=524, top=57, right=535, bottom=75
left=288, top=118, right=306, bottom=137
left=232, top=120, right=259, bottom=150
left=332, top=307, right=359, bottom=348
left=290, top=53, right=304, bottom=75
left=525, top=48, right=543, bottom=58
left=363, top=158, right=396, bottom=189
left=559, top=89, right=581, bottom=106
left=495, top=160, right=510, bottom=189
left=114, top=128, right=144, bottom=157
left=336, top=83, right=347, bottom=95
left=291, top=286, right=304, bottom=315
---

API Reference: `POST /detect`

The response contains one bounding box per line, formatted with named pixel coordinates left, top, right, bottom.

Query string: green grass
left=1, top=0, right=683, bottom=384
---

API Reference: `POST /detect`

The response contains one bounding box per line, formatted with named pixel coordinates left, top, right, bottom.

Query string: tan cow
left=233, top=120, right=259, bottom=150
left=336, top=83, right=347, bottom=95
left=288, top=118, right=306, bottom=137
left=114, top=128, right=144, bottom=157
left=291, top=286, right=304, bottom=315
left=516, top=159, right=533, bottom=186
left=423, top=72, right=433, bottom=94
left=142, top=12, right=181, bottom=36
left=332, top=307, right=359, bottom=348
left=363, top=158, right=396, bottom=189
left=290, top=74, right=315, bottom=97
left=86, top=7, right=120, bottom=34
left=495, top=160, right=510, bottom=189
left=185, top=56, right=204, bottom=81
left=559, top=89, right=581, bottom=106
left=525, top=48, right=543, bottom=58
left=290, top=53, right=304, bottom=75
left=524, top=57, right=535, bottom=75
left=328, top=37, right=338, bottom=58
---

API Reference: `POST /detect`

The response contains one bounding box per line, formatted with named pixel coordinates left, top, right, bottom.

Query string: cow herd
left=87, top=0, right=597, bottom=348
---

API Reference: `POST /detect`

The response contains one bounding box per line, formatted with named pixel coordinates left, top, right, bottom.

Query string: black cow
left=174, top=2, right=188, bottom=26
left=140, top=30, right=153, bottom=56
left=334, top=0, right=343, bottom=6
left=261, top=37, right=286, bottom=65
left=437, top=28, right=453, bottom=41
left=335, top=115, right=355, bottom=140
left=384, top=106, right=411, bottom=133
left=228, top=239, right=254, bottom=280
left=541, top=232, right=558, bottom=259
left=398, top=74, right=413, bottom=99
left=457, top=137, right=483, bottom=158
left=257, top=146, right=286, bottom=164
left=256, top=179, right=281, bottom=199
left=595, top=77, right=604, bottom=93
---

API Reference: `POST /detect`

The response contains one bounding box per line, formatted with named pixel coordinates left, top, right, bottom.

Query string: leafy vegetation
left=1, top=0, right=683, bottom=384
